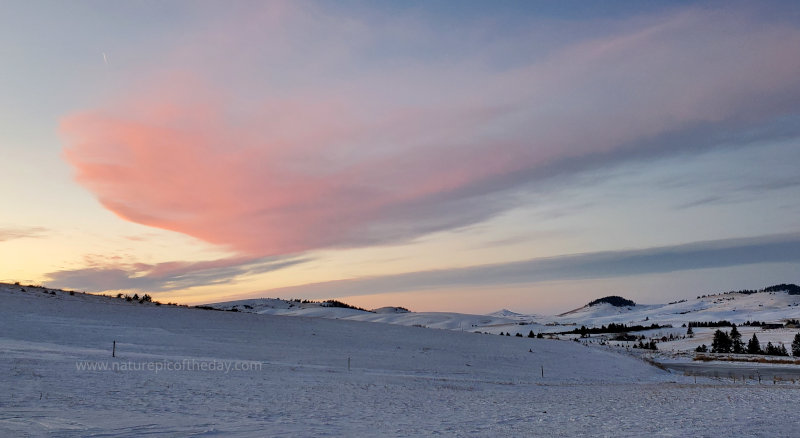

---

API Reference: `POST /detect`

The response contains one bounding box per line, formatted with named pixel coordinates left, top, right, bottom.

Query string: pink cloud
left=61, top=4, right=800, bottom=257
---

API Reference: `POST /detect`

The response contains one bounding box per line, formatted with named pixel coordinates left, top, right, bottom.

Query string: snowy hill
left=552, top=289, right=800, bottom=328
left=3, top=282, right=800, bottom=436
left=208, top=297, right=539, bottom=333
left=204, top=285, right=800, bottom=339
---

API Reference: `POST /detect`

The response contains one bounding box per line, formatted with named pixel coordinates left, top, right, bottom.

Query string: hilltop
left=587, top=296, right=636, bottom=307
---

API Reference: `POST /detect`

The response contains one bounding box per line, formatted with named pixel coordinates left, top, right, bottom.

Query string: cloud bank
left=253, top=233, right=800, bottom=299
left=61, top=4, right=800, bottom=257
left=46, top=255, right=308, bottom=293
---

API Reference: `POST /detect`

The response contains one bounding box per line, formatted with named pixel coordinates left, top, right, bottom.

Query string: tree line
left=695, top=326, right=800, bottom=357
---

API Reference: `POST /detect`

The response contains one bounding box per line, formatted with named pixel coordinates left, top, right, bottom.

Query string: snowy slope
left=551, top=291, right=800, bottom=327
left=208, top=297, right=540, bottom=333
left=3, top=283, right=800, bottom=436
left=207, top=289, right=800, bottom=338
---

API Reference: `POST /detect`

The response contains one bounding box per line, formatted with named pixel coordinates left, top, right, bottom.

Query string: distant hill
left=490, top=309, right=524, bottom=318
left=587, top=296, right=636, bottom=307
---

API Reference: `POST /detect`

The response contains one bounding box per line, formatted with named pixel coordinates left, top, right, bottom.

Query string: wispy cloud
left=0, top=226, right=48, bottom=242
left=45, top=255, right=310, bottom=293
left=61, top=4, right=800, bottom=257
left=253, top=233, right=800, bottom=299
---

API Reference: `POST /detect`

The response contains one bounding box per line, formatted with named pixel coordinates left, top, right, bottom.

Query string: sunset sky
left=2, top=1, right=800, bottom=314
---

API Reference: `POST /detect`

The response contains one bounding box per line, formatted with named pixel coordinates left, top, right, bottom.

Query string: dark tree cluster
left=565, top=323, right=670, bottom=337
left=707, top=328, right=793, bottom=357
left=587, top=296, right=636, bottom=307
left=697, top=283, right=800, bottom=299
left=633, top=339, right=657, bottom=350
left=498, top=330, right=545, bottom=339
left=763, top=284, right=800, bottom=295
left=116, top=293, right=157, bottom=304
left=688, top=320, right=734, bottom=328
left=319, top=299, right=374, bottom=313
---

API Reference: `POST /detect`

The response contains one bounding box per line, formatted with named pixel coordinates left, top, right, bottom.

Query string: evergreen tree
left=686, top=326, right=694, bottom=338
left=730, top=325, right=744, bottom=353
left=747, top=333, right=762, bottom=354
left=528, top=330, right=535, bottom=338
left=711, top=329, right=732, bottom=353
left=695, top=344, right=708, bottom=353
left=765, top=342, right=777, bottom=355
left=792, top=333, right=800, bottom=357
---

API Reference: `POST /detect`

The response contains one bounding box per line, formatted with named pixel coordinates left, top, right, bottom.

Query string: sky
left=2, top=0, right=800, bottom=314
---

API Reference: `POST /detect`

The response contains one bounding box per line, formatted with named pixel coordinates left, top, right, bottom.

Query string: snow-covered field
left=3, top=283, right=800, bottom=437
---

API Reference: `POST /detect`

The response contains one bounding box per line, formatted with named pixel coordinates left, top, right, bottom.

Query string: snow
left=208, top=297, right=539, bottom=333
left=551, top=291, right=800, bottom=328
left=208, top=290, right=800, bottom=350
left=3, top=283, right=800, bottom=436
